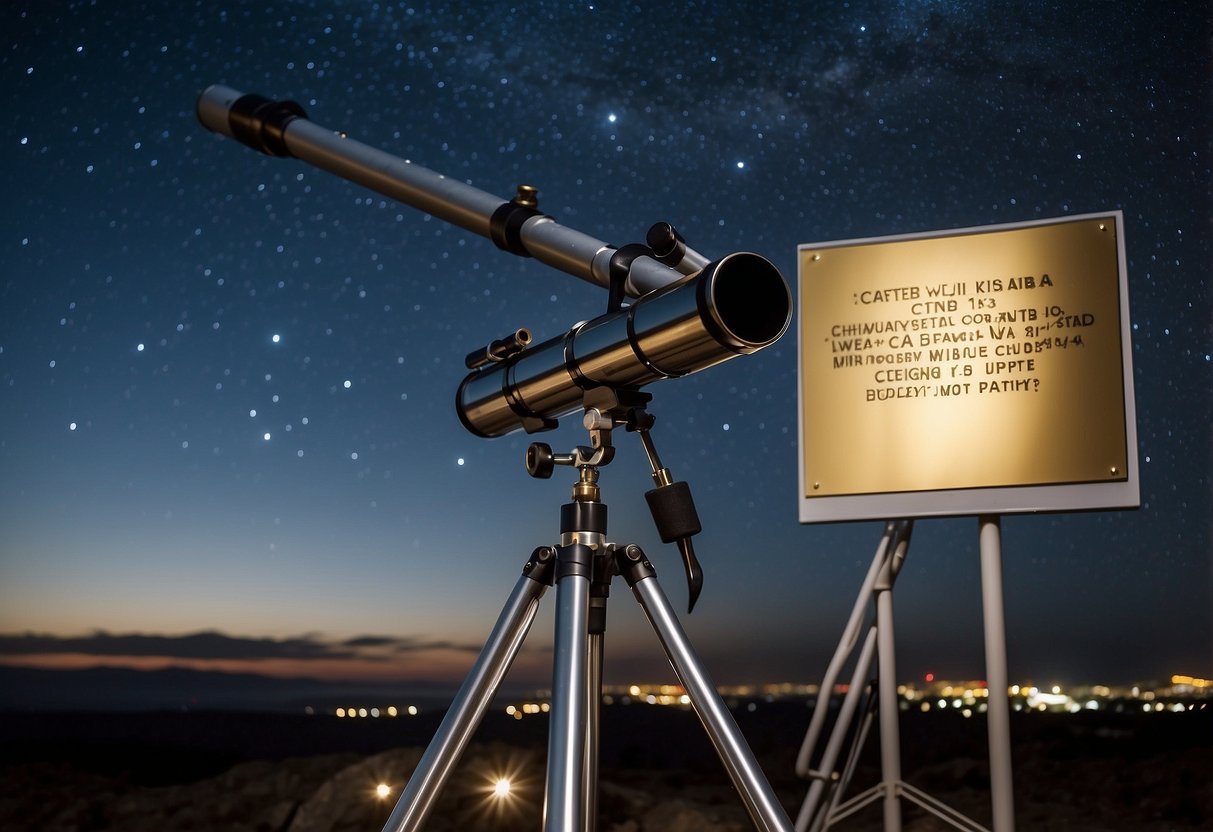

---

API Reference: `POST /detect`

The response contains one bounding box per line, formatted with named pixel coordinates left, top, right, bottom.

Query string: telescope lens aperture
left=706, top=252, right=792, bottom=347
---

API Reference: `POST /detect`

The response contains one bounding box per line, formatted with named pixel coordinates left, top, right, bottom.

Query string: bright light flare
left=375, top=783, right=391, bottom=799
left=492, top=778, right=512, bottom=799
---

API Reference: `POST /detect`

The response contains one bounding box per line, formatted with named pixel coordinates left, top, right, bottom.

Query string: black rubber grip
left=645, top=481, right=701, bottom=542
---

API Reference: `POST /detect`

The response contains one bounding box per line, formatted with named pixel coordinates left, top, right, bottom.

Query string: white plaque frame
left=797, top=211, right=1139, bottom=523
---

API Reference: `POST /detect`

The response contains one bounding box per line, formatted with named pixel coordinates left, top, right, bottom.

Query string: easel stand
left=793, top=518, right=1015, bottom=832
left=381, top=393, right=795, bottom=832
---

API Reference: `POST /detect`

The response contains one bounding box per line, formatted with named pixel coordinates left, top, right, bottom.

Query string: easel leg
left=794, top=521, right=909, bottom=832
left=979, top=516, right=1015, bottom=831
left=796, top=626, right=877, bottom=832
left=875, top=573, right=903, bottom=832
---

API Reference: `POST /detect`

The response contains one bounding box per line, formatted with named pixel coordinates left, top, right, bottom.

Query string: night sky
left=1, top=1, right=1208, bottom=697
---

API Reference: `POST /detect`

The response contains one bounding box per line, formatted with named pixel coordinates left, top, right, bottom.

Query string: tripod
left=381, top=390, right=794, bottom=832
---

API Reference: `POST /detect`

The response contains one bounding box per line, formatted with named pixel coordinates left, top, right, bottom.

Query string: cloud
left=340, top=635, right=479, bottom=653
left=0, top=630, right=474, bottom=661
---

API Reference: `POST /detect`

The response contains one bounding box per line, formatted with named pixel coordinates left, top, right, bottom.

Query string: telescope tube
left=457, top=251, right=791, bottom=437
left=197, top=84, right=692, bottom=297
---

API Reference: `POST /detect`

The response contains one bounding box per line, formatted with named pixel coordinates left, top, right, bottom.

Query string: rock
left=7, top=753, right=359, bottom=832
left=288, top=743, right=546, bottom=832
left=639, top=797, right=750, bottom=832
left=287, top=747, right=424, bottom=832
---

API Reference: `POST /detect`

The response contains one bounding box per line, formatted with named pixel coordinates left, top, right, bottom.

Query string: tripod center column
left=545, top=475, right=609, bottom=831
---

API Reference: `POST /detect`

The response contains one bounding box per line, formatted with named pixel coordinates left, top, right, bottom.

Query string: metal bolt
left=515, top=184, right=538, bottom=208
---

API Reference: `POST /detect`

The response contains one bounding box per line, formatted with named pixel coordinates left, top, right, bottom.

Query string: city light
left=331, top=678, right=1206, bottom=731
left=504, top=702, right=550, bottom=720
left=375, top=783, right=391, bottom=799
left=460, top=753, right=538, bottom=827
left=332, top=703, right=417, bottom=718
left=1171, top=674, right=1211, bottom=690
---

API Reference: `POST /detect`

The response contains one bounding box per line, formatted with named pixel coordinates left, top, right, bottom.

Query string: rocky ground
left=1, top=705, right=1208, bottom=831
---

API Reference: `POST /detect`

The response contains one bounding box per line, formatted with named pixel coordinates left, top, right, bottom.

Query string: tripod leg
left=585, top=629, right=603, bottom=832
left=545, top=542, right=595, bottom=832
left=617, top=545, right=794, bottom=832
left=583, top=551, right=612, bottom=832
left=381, top=553, right=553, bottom=832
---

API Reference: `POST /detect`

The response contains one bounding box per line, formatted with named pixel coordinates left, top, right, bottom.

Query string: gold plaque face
left=798, top=214, right=1138, bottom=520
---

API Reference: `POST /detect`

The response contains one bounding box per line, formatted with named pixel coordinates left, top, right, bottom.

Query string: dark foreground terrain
left=1, top=703, right=1209, bottom=831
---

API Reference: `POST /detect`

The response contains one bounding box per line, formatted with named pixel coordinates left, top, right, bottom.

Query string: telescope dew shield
left=457, top=252, right=792, bottom=437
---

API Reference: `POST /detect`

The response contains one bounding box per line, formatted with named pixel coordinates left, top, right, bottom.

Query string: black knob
left=526, top=443, right=555, bottom=478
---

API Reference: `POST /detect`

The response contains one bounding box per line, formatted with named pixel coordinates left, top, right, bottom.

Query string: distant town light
left=492, top=778, right=512, bottom=799
left=376, top=783, right=391, bottom=799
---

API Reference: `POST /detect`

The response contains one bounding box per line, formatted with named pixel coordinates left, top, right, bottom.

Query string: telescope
left=196, top=85, right=792, bottom=436
left=198, top=86, right=802, bottom=831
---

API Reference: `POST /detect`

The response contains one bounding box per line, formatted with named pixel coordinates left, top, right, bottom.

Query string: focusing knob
left=526, top=443, right=555, bottom=479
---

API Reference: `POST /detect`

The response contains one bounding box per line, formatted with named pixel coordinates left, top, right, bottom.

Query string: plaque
left=798, top=212, right=1139, bottom=522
